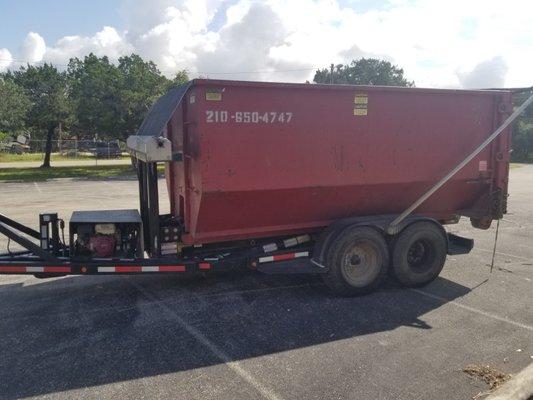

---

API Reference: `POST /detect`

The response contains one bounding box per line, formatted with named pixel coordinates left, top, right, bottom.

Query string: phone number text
left=206, top=111, right=293, bottom=124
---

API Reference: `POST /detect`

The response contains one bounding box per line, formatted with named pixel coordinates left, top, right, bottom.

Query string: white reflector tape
left=258, top=255, right=274, bottom=263
left=142, top=266, right=159, bottom=272
left=283, top=238, right=298, bottom=247
left=296, top=235, right=311, bottom=244
left=26, top=266, right=44, bottom=273
left=294, top=252, right=309, bottom=258
left=98, top=266, right=115, bottom=273
left=263, top=243, right=278, bottom=252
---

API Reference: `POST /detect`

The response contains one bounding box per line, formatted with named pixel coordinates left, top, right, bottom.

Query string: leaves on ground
left=463, top=363, right=511, bottom=390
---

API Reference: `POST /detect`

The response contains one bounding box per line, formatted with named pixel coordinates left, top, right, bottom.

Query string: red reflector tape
left=115, top=266, right=142, bottom=273
left=199, top=263, right=211, bottom=270
left=273, top=253, right=295, bottom=261
left=0, top=265, right=71, bottom=273
left=159, top=265, right=186, bottom=272
left=258, top=251, right=309, bottom=264
left=44, top=266, right=71, bottom=273
left=0, top=266, right=27, bottom=273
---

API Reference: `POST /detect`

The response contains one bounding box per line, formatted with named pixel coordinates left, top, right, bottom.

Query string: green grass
left=0, top=165, right=136, bottom=182
left=0, top=152, right=129, bottom=163
left=0, top=164, right=165, bottom=182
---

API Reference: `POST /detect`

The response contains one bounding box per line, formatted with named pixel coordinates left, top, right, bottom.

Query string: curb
left=486, top=362, right=533, bottom=400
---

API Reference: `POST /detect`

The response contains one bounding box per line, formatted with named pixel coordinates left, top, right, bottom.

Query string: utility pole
left=330, top=63, right=334, bottom=84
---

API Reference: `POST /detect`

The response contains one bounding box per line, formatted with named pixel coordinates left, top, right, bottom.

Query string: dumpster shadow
left=0, top=272, right=471, bottom=399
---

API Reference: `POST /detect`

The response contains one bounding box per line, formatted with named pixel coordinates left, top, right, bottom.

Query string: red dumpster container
left=162, top=80, right=512, bottom=245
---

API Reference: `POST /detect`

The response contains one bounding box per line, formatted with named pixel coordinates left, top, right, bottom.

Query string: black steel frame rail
left=0, top=213, right=40, bottom=239
left=0, top=222, right=59, bottom=261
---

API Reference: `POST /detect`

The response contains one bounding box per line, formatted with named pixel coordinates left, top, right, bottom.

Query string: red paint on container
left=164, top=80, right=512, bottom=245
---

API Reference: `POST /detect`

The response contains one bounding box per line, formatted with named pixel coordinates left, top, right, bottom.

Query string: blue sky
left=0, top=0, right=388, bottom=51
left=0, top=0, right=531, bottom=88
left=0, top=0, right=123, bottom=52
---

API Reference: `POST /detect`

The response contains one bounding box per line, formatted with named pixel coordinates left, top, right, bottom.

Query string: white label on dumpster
left=206, top=111, right=293, bottom=124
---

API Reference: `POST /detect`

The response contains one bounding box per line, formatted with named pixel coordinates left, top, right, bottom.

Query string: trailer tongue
left=0, top=80, right=530, bottom=296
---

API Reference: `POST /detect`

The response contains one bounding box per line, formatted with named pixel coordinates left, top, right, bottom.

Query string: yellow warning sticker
left=354, top=92, right=368, bottom=103
left=205, top=91, right=222, bottom=101
left=353, top=92, right=368, bottom=116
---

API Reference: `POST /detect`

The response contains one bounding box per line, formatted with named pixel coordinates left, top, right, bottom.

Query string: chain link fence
left=0, top=139, right=128, bottom=162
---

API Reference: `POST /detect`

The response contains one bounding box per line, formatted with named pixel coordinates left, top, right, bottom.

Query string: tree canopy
left=8, top=64, right=71, bottom=166
left=314, top=58, right=414, bottom=86
left=0, top=53, right=189, bottom=166
left=0, top=78, right=31, bottom=134
left=512, top=92, right=533, bottom=161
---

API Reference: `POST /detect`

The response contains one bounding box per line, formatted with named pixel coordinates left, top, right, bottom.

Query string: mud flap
left=447, top=233, right=474, bottom=255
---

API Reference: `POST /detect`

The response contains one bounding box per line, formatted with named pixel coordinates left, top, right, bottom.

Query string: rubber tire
left=323, top=226, right=389, bottom=296
left=391, top=221, right=447, bottom=287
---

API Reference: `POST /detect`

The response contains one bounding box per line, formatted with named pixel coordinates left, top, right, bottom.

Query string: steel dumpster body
left=162, top=80, right=512, bottom=245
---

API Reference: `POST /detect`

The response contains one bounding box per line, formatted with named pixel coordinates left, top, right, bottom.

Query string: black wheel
left=391, top=221, right=447, bottom=287
left=323, top=226, right=389, bottom=296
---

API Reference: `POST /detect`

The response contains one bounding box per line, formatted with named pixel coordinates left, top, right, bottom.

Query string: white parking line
left=477, top=248, right=533, bottom=263
left=33, top=182, right=42, bottom=194
left=131, top=281, right=285, bottom=400
left=411, top=289, right=533, bottom=332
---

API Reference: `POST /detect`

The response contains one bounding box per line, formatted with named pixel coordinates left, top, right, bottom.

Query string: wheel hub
left=341, top=242, right=380, bottom=286
left=406, top=239, right=433, bottom=272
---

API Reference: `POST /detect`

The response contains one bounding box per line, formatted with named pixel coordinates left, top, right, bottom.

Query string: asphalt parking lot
left=0, top=166, right=531, bottom=400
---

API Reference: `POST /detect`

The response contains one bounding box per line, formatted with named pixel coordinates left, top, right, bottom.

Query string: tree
left=169, top=70, right=189, bottom=89
left=0, top=78, right=31, bottom=134
left=511, top=92, right=533, bottom=161
left=314, top=58, right=414, bottom=86
left=116, top=54, right=179, bottom=137
left=67, top=53, right=188, bottom=139
left=68, top=54, right=122, bottom=139
left=11, top=64, right=70, bottom=168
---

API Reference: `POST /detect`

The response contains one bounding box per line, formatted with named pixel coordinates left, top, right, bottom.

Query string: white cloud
left=3, top=0, right=533, bottom=88
left=0, top=48, right=12, bottom=72
left=458, top=56, right=508, bottom=89
left=44, top=26, right=134, bottom=65
left=19, top=32, right=46, bottom=63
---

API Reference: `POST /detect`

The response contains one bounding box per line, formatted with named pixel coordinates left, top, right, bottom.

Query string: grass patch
left=0, top=165, right=137, bottom=182
left=0, top=152, right=129, bottom=163
left=0, top=164, right=165, bottom=182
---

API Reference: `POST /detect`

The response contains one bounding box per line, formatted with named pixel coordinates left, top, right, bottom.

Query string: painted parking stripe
left=411, top=288, right=533, bottom=332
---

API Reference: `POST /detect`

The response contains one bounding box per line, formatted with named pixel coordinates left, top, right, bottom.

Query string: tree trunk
left=41, top=124, right=55, bottom=168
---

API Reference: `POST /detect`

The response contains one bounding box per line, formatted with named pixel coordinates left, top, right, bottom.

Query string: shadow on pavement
left=0, top=272, right=470, bottom=399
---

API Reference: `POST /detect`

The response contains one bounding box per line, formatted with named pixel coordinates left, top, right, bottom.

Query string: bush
left=511, top=121, right=533, bottom=162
